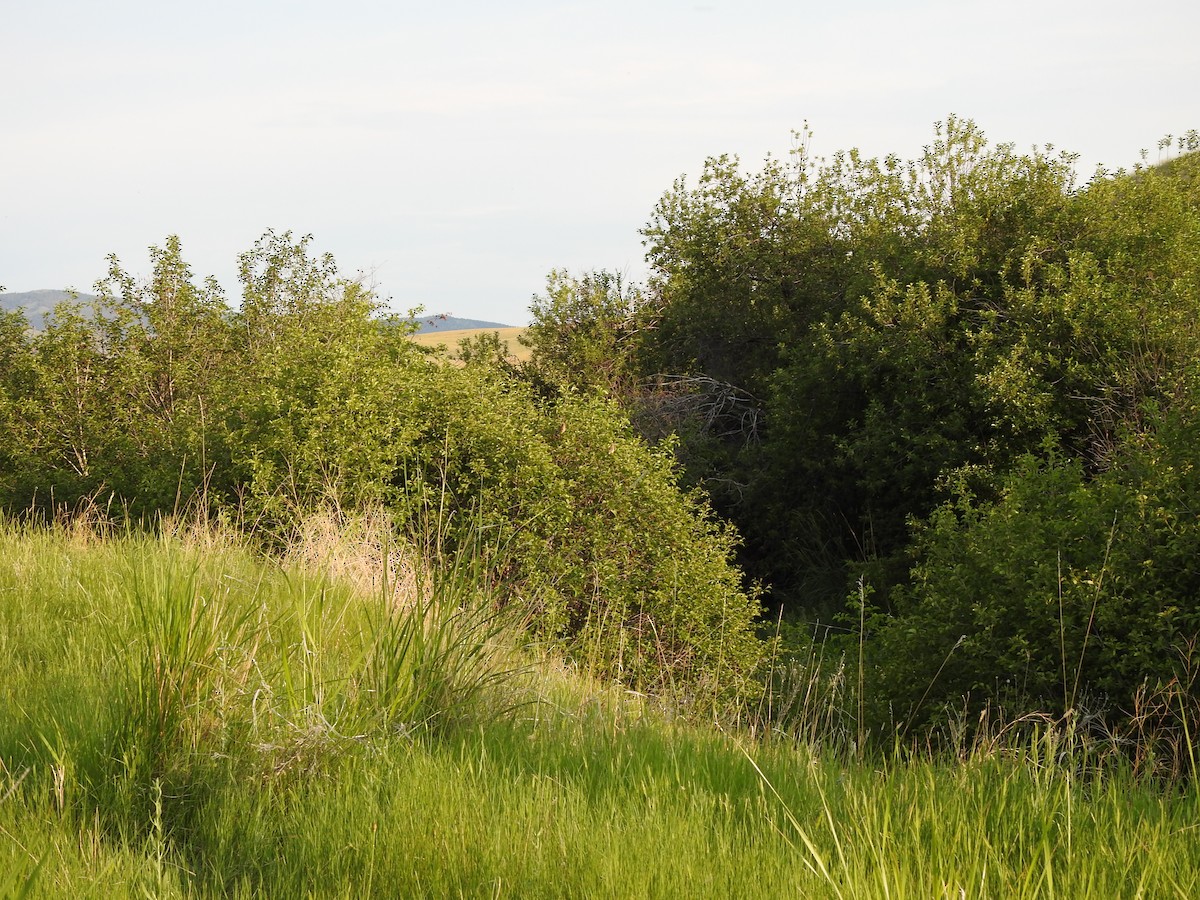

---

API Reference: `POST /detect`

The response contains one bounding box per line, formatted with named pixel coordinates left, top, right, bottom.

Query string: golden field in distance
left=409, top=326, right=531, bottom=363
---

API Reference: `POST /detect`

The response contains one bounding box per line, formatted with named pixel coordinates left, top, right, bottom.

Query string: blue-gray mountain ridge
left=1, top=291, right=511, bottom=334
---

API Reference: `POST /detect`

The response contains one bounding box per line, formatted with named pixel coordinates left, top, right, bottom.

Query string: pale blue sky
left=3, top=0, right=1195, bottom=324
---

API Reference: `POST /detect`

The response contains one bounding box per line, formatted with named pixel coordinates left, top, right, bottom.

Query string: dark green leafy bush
left=870, top=375, right=1200, bottom=735
left=630, top=119, right=1200, bottom=740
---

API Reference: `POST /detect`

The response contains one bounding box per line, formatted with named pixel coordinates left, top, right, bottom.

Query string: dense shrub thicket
left=6, top=118, right=1200, bottom=743
left=0, top=231, right=764, bottom=701
left=526, top=119, right=1200, bottom=739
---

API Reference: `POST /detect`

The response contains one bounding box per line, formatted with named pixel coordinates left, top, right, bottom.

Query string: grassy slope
left=2, top=521, right=1199, bottom=898
left=409, top=326, right=531, bottom=363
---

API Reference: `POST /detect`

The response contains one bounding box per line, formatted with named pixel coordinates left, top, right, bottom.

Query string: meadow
left=3, top=516, right=1198, bottom=898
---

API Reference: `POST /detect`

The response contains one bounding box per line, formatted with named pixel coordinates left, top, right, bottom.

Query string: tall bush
left=869, top=373, right=1200, bottom=735
left=0, top=232, right=766, bottom=704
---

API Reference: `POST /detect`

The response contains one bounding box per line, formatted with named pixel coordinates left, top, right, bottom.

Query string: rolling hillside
left=410, top=314, right=516, bottom=334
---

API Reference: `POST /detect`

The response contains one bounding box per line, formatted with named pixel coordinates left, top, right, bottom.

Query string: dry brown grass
left=409, top=326, right=531, bottom=363
left=282, top=508, right=423, bottom=608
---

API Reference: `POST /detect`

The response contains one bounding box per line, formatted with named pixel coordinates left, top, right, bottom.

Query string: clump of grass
left=1120, top=643, right=1200, bottom=781
left=282, top=508, right=420, bottom=606
left=359, top=533, right=525, bottom=737
left=753, top=626, right=852, bottom=751
left=0, top=511, right=526, bottom=877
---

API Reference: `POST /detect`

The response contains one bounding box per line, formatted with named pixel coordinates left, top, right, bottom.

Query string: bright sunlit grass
left=2, top=516, right=1198, bottom=898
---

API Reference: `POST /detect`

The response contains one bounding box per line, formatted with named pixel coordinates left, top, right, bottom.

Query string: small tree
left=520, top=269, right=649, bottom=397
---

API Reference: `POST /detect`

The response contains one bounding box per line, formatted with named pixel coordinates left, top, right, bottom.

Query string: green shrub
left=869, top=378, right=1200, bottom=736
left=0, top=232, right=765, bottom=706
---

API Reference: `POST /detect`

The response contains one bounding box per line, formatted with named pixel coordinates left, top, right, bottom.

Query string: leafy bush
left=869, top=374, right=1200, bottom=736
left=637, top=121, right=1200, bottom=628
left=519, top=269, right=649, bottom=398
left=0, top=231, right=765, bottom=705
left=628, top=120, right=1200, bottom=743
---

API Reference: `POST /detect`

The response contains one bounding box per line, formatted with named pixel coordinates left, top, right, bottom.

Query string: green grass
left=2, top=518, right=1200, bottom=897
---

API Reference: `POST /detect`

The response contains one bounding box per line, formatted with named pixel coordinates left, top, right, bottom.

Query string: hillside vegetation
left=4, top=122, right=1200, bottom=746
left=4, top=118, right=1200, bottom=894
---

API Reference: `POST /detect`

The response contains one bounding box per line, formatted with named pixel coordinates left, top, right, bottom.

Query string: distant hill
left=410, top=314, right=514, bottom=334
left=1, top=293, right=517, bottom=337
left=0, top=290, right=97, bottom=330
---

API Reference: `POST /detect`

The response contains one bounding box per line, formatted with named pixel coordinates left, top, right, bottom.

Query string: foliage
left=870, top=369, right=1200, bottom=736
left=0, top=239, right=234, bottom=514
left=8, top=120, right=1199, bottom=744
left=641, top=117, right=1097, bottom=611
left=353, top=357, right=766, bottom=700
left=530, top=395, right=763, bottom=698
left=0, top=232, right=764, bottom=701
left=221, top=233, right=423, bottom=520
left=520, top=268, right=650, bottom=397
left=0, top=307, right=36, bottom=503
left=634, top=118, right=1200, bottom=739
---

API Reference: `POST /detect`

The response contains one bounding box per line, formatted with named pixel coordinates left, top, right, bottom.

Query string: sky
left=3, top=0, right=1196, bottom=325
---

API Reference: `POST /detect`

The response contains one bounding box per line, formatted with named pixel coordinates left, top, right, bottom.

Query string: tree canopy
left=617, top=119, right=1200, bottom=732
